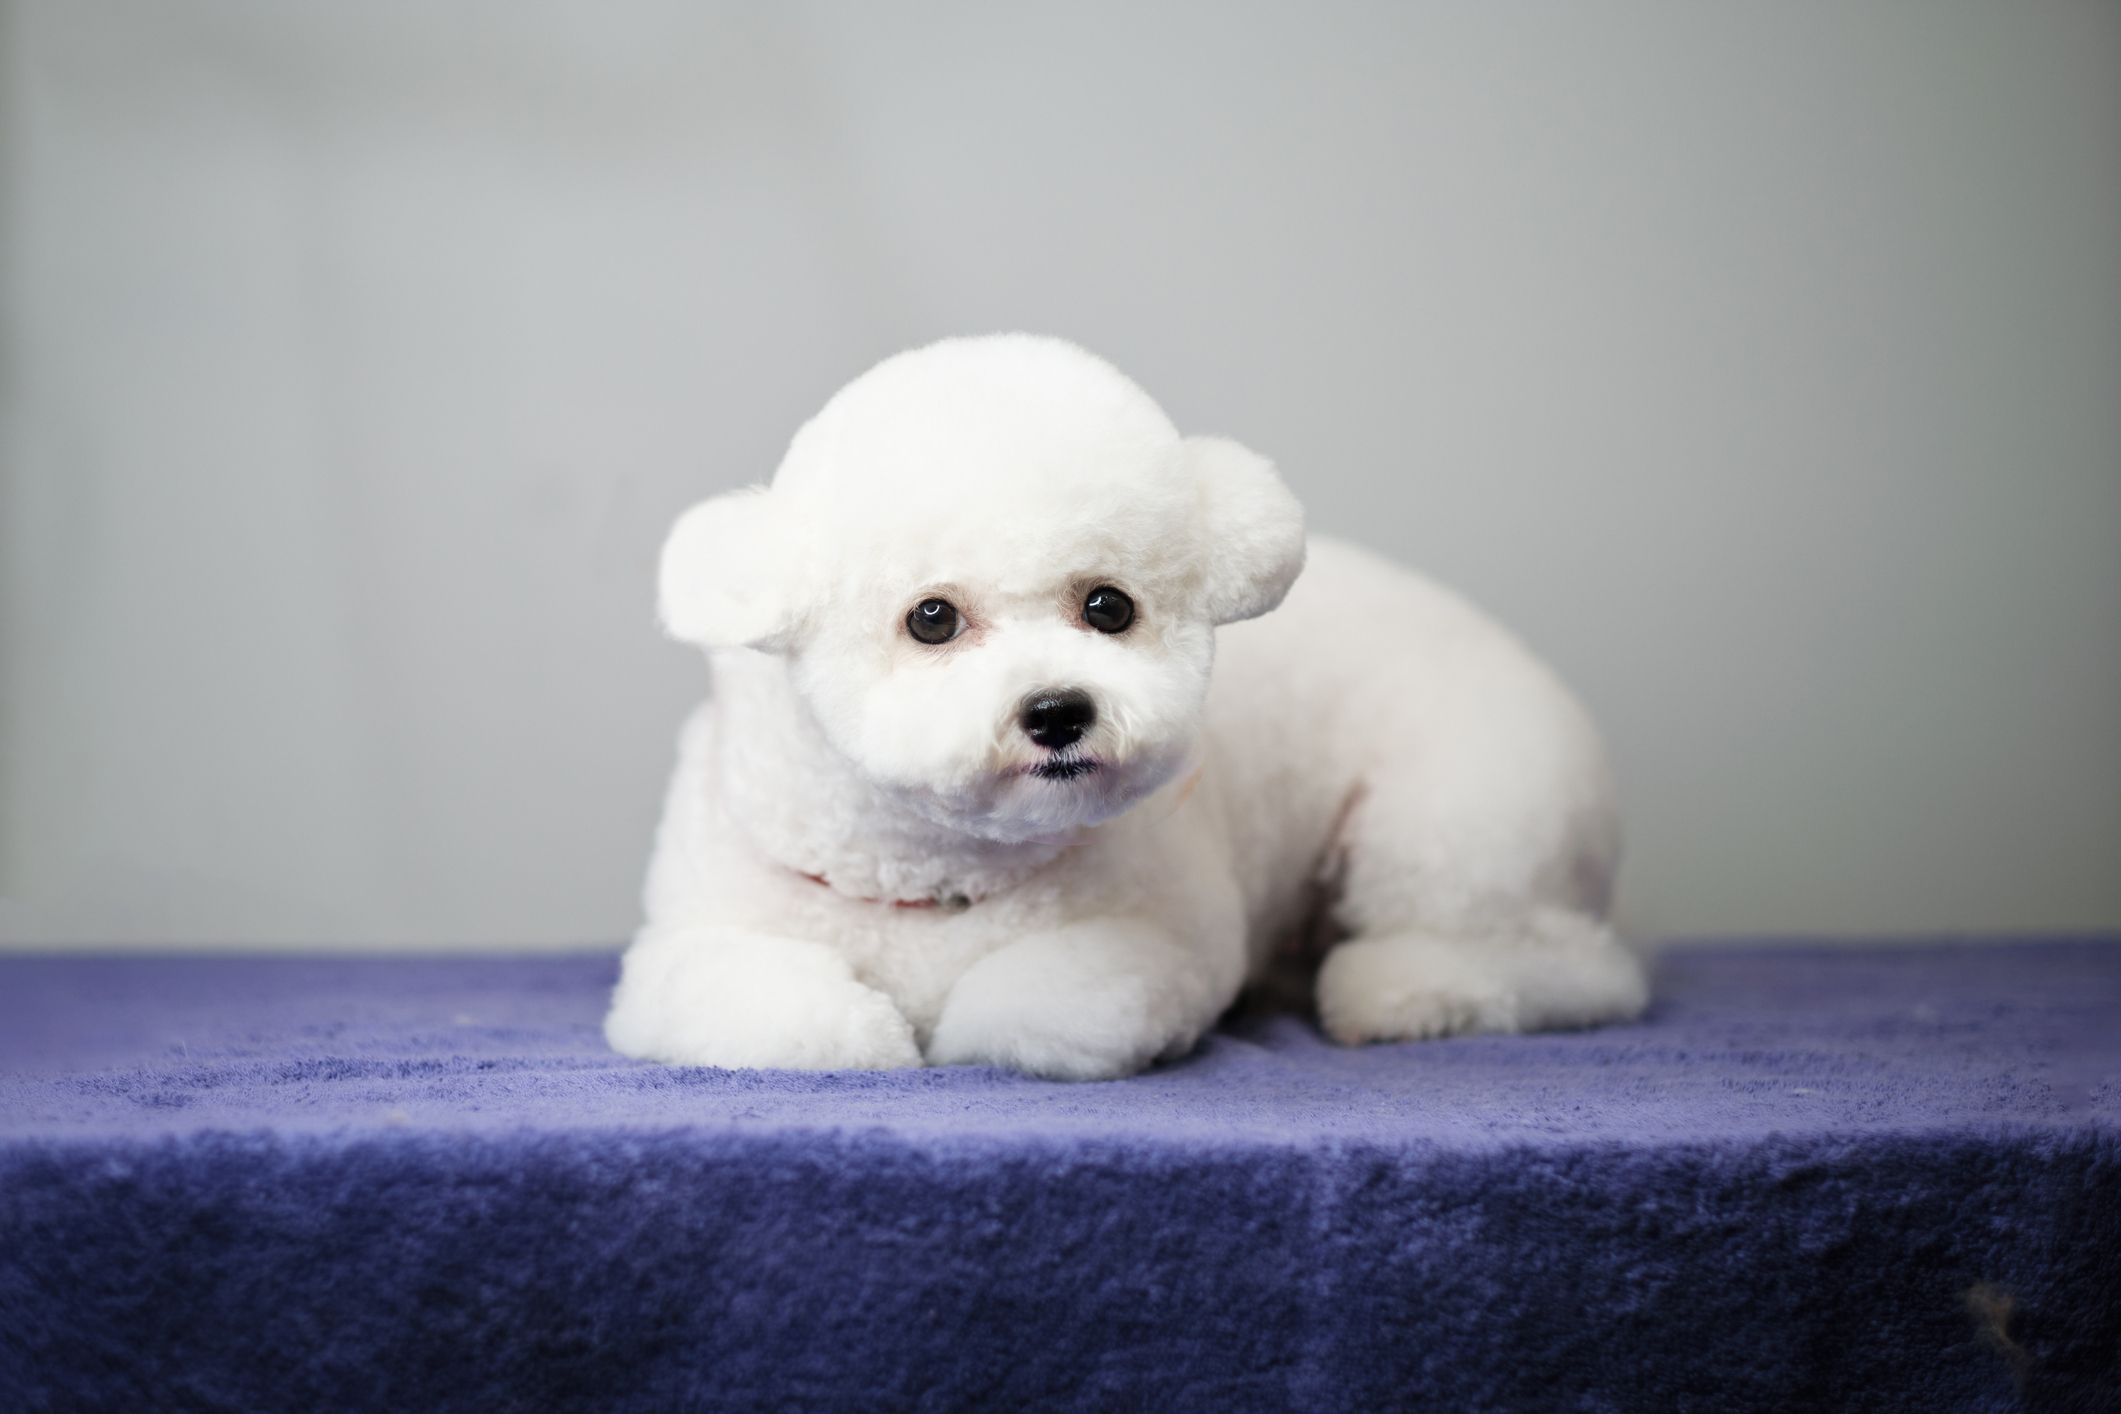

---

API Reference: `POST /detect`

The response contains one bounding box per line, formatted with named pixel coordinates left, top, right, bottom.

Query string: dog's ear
left=657, top=488, right=801, bottom=651
left=1187, top=436, right=1306, bottom=624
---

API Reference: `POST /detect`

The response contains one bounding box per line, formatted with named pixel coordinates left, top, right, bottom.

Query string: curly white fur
left=606, top=334, right=1646, bottom=1079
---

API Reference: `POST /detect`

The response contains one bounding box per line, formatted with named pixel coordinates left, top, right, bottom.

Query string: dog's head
left=659, top=335, right=1305, bottom=840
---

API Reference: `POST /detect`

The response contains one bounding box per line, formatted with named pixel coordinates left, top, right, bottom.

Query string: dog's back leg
left=1311, top=662, right=1648, bottom=1045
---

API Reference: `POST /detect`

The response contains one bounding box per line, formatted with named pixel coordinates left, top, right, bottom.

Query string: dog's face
left=659, top=335, right=1305, bottom=841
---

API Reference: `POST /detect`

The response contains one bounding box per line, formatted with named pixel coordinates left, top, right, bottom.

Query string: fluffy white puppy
left=606, top=335, right=1647, bottom=1079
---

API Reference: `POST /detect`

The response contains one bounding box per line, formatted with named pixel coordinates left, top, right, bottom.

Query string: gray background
left=4, top=1, right=2117, bottom=950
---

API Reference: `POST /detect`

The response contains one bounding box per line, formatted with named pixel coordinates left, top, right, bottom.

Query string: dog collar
left=796, top=870, right=975, bottom=913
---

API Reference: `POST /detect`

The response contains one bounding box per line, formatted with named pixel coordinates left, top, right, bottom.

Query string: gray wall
left=4, top=1, right=2117, bottom=949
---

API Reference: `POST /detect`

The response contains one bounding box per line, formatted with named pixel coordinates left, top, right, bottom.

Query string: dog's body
left=607, top=336, right=1646, bottom=1078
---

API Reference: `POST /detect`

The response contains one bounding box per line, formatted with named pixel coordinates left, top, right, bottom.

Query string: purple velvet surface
left=3, top=940, right=2118, bottom=1410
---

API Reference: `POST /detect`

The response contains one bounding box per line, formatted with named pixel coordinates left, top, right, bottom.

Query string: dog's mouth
left=1024, top=756, right=1102, bottom=783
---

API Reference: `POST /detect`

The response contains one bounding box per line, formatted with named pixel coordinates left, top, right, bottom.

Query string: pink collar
left=797, top=870, right=974, bottom=912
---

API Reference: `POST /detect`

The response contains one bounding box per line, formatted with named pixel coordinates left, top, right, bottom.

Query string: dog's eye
left=906, top=597, right=962, bottom=645
left=1082, top=586, right=1135, bottom=635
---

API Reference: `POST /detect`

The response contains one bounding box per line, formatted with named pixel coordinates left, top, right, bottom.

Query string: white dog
left=605, top=335, right=1646, bottom=1079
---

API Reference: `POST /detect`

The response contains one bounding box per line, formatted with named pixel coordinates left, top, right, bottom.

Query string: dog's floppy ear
left=1187, top=436, right=1306, bottom=624
left=657, top=488, right=800, bottom=651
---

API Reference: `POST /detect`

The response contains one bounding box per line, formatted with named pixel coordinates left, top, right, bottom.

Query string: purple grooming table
left=3, top=940, right=2117, bottom=1409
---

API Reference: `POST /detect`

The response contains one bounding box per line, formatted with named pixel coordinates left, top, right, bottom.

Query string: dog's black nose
left=1019, top=688, right=1096, bottom=751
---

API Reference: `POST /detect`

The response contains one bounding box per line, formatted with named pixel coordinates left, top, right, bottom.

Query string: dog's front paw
left=606, top=928, right=922, bottom=1070
left=927, top=924, right=1214, bottom=1081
